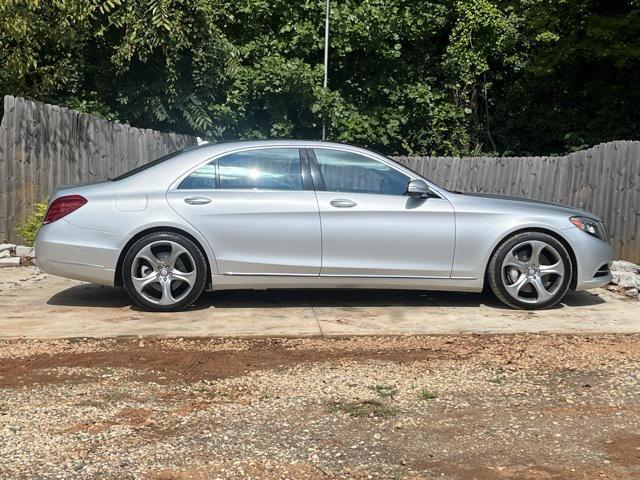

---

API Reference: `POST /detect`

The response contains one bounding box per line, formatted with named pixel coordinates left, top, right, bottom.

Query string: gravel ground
left=1, top=334, right=640, bottom=479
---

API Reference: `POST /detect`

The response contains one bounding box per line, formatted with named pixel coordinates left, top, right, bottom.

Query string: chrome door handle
left=330, top=199, right=357, bottom=208
left=184, top=196, right=212, bottom=205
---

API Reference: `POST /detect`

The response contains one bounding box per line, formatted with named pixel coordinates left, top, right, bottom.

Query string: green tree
left=493, top=0, right=640, bottom=154
left=1, top=0, right=639, bottom=156
left=0, top=0, right=233, bottom=132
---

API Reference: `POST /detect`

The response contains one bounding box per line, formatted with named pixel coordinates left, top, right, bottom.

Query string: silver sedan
left=35, top=140, right=614, bottom=311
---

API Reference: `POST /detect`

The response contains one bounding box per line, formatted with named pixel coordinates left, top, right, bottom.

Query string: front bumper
left=563, top=227, right=614, bottom=291
left=35, top=219, right=125, bottom=286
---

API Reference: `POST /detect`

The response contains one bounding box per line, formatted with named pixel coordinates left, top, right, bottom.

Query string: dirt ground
left=1, top=334, right=640, bottom=479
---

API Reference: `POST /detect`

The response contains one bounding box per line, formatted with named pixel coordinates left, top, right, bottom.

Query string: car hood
left=455, top=192, right=598, bottom=220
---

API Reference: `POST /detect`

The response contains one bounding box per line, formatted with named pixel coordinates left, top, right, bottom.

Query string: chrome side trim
left=49, top=259, right=106, bottom=269
left=222, top=272, right=477, bottom=280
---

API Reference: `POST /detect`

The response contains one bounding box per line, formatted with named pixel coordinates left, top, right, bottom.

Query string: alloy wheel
left=500, top=240, right=566, bottom=305
left=130, top=240, right=197, bottom=306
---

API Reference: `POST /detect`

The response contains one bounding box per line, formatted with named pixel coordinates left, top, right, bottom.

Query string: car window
left=179, top=148, right=303, bottom=190
left=314, top=149, right=409, bottom=195
left=178, top=162, right=217, bottom=189
left=111, top=148, right=192, bottom=182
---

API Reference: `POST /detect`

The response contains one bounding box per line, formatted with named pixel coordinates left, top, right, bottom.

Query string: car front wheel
left=488, top=232, right=572, bottom=310
left=123, top=232, right=207, bottom=311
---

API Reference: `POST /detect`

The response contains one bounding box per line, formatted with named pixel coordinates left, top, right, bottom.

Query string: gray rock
left=0, top=257, right=20, bottom=267
left=613, top=271, right=640, bottom=290
left=0, top=244, right=15, bottom=253
left=0, top=250, right=9, bottom=259
left=624, top=288, right=639, bottom=298
left=15, top=245, right=35, bottom=258
left=611, top=260, right=640, bottom=274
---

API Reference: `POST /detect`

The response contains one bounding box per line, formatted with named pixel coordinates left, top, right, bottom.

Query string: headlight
left=570, top=216, right=607, bottom=240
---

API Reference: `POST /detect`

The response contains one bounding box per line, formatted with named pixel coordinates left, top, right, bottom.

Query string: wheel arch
left=484, top=227, right=578, bottom=290
left=114, top=226, right=213, bottom=289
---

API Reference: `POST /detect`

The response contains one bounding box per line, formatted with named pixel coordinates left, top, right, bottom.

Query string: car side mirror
left=406, top=179, right=432, bottom=198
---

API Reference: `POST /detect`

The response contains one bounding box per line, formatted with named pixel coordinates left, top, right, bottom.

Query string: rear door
left=167, top=147, right=321, bottom=275
left=310, top=147, right=455, bottom=278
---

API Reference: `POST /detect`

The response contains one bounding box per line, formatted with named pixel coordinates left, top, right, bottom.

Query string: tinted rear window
left=110, top=148, right=190, bottom=181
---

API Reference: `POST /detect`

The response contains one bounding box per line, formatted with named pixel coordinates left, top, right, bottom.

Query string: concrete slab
left=0, top=267, right=638, bottom=338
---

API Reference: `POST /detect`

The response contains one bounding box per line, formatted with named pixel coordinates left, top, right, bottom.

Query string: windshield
left=110, top=148, right=191, bottom=181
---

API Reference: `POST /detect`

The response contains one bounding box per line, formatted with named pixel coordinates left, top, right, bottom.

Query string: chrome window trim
left=169, top=145, right=307, bottom=192
left=167, top=142, right=448, bottom=200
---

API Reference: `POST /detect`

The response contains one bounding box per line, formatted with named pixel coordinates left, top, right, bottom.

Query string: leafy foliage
left=493, top=0, right=640, bottom=154
left=15, top=198, right=48, bottom=246
left=1, top=0, right=639, bottom=155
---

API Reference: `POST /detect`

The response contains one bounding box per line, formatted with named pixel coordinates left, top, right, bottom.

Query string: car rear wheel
left=123, top=232, right=207, bottom=311
left=488, top=232, right=572, bottom=310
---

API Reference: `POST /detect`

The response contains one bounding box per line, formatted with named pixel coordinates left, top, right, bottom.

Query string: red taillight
left=43, top=195, right=87, bottom=225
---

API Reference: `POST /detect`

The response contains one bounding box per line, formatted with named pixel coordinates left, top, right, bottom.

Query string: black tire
left=488, top=231, right=572, bottom=310
left=122, top=232, right=207, bottom=311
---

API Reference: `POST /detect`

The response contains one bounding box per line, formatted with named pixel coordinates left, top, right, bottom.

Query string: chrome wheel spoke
left=539, top=261, right=564, bottom=277
left=173, top=268, right=196, bottom=286
left=158, top=279, right=175, bottom=306
left=166, top=243, right=189, bottom=270
left=132, top=273, right=158, bottom=293
left=503, top=252, right=528, bottom=271
left=530, top=276, right=554, bottom=303
left=137, top=244, right=162, bottom=269
left=504, top=273, right=528, bottom=297
left=529, top=241, right=546, bottom=266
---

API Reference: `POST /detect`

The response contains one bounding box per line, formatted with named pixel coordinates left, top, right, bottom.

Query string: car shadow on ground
left=47, top=283, right=606, bottom=311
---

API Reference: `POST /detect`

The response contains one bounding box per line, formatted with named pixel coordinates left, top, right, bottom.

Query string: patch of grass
left=329, top=400, right=400, bottom=418
left=370, top=384, right=398, bottom=398
left=489, top=367, right=507, bottom=385
left=418, top=389, right=438, bottom=400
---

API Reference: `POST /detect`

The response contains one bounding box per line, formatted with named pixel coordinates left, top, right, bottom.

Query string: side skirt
left=211, top=274, right=482, bottom=293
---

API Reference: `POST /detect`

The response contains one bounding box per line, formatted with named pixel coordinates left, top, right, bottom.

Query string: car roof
left=110, top=139, right=447, bottom=194
left=194, top=139, right=360, bottom=152
left=110, top=140, right=374, bottom=184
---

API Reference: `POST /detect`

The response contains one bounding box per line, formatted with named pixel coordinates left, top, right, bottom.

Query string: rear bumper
left=34, top=219, right=125, bottom=286
left=563, top=227, right=614, bottom=291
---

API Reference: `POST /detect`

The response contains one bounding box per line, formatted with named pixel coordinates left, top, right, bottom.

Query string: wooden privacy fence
left=0, top=96, right=197, bottom=243
left=394, top=141, right=640, bottom=262
left=0, top=95, right=639, bottom=262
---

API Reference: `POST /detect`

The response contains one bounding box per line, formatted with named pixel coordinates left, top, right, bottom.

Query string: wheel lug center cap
left=526, top=268, right=537, bottom=276
left=159, top=267, right=170, bottom=277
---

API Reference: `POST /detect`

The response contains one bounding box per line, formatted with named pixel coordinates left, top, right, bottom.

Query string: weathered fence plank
left=0, top=96, right=197, bottom=243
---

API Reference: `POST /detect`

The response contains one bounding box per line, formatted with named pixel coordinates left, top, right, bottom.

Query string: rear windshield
left=110, top=148, right=190, bottom=181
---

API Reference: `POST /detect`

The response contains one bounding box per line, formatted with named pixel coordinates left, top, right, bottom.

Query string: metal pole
left=322, top=0, right=330, bottom=140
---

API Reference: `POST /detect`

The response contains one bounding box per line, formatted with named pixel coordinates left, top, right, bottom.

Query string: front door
left=311, top=147, right=455, bottom=278
left=167, top=147, right=321, bottom=275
